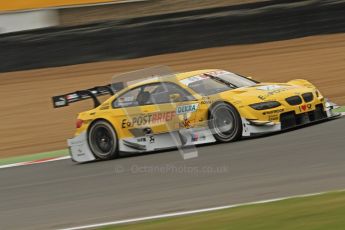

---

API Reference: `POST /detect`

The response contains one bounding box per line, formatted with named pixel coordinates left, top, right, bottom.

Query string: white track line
left=60, top=189, right=345, bottom=230
left=0, top=156, right=70, bottom=169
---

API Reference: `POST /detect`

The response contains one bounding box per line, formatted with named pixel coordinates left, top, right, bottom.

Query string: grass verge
left=101, top=191, right=345, bottom=230
left=334, top=106, right=345, bottom=113
left=0, top=149, right=69, bottom=166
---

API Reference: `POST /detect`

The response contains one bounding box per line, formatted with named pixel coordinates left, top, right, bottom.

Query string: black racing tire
left=209, top=102, right=242, bottom=142
left=88, top=120, right=118, bottom=160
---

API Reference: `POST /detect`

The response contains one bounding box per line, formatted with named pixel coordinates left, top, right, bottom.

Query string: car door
left=111, top=82, right=199, bottom=150
left=144, top=82, right=199, bottom=132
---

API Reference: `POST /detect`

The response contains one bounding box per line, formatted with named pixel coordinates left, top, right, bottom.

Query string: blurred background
left=0, top=0, right=344, bottom=158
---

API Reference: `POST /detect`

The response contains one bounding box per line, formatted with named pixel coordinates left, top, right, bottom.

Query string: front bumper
left=242, top=99, right=342, bottom=137
left=242, top=118, right=281, bottom=136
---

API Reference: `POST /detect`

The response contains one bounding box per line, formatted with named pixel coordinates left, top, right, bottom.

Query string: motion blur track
left=0, top=117, right=345, bottom=229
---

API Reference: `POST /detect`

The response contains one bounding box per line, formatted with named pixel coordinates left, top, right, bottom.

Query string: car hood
left=219, top=83, right=315, bottom=105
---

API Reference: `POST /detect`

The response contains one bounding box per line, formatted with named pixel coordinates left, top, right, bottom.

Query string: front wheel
left=209, top=102, right=242, bottom=142
left=88, top=120, right=118, bottom=160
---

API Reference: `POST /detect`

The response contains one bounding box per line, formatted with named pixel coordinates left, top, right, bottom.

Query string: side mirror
left=169, top=93, right=181, bottom=102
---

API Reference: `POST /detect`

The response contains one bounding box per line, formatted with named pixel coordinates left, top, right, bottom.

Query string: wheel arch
left=87, top=118, right=120, bottom=146
left=87, top=118, right=119, bottom=160
left=87, top=118, right=115, bottom=134
left=207, top=100, right=239, bottom=119
left=207, top=100, right=243, bottom=142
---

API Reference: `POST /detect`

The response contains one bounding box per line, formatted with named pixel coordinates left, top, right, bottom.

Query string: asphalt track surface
left=1, top=117, right=345, bottom=229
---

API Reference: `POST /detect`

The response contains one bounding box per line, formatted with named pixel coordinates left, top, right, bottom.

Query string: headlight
left=250, top=101, right=281, bottom=110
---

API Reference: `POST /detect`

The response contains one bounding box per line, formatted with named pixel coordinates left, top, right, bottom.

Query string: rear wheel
left=88, top=120, right=118, bottom=160
left=209, top=102, right=242, bottom=142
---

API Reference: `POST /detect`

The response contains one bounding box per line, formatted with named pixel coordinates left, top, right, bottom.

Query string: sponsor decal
left=176, top=104, right=199, bottom=115
left=137, top=136, right=154, bottom=143
left=268, top=114, right=279, bottom=121
left=117, top=102, right=135, bottom=107
left=122, top=111, right=175, bottom=128
left=205, top=70, right=228, bottom=76
left=201, top=100, right=212, bottom=104
left=180, top=75, right=209, bottom=86
left=191, top=132, right=206, bottom=142
left=299, top=104, right=312, bottom=112
left=137, top=137, right=146, bottom=143
left=55, top=97, right=67, bottom=106
left=76, top=147, right=84, bottom=157
left=180, top=71, right=230, bottom=86
left=66, top=93, right=79, bottom=100
left=262, top=108, right=284, bottom=115
left=257, top=85, right=283, bottom=91
left=201, top=97, right=214, bottom=105
left=257, top=86, right=291, bottom=101
left=180, top=119, right=191, bottom=129
left=119, top=96, right=134, bottom=102
left=116, top=96, right=138, bottom=107
left=149, top=135, right=155, bottom=143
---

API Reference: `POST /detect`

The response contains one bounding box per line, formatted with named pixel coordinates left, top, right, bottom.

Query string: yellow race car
left=52, top=67, right=340, bottom=162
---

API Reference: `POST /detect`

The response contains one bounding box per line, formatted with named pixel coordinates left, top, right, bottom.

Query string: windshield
left=180, top=70, right=257, bottom=96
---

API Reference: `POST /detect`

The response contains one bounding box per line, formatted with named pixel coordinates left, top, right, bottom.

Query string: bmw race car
left=52, top=67, right=341, bottom=162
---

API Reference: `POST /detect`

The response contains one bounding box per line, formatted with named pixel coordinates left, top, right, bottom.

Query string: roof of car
left=126, top=69, right=218, bottom=88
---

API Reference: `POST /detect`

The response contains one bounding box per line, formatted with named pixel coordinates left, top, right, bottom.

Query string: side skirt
left=119, top=127, right=216, bottom=153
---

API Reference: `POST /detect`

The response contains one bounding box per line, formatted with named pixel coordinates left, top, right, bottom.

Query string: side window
left=113, top=82, right=195, bottom=108
left=113, top=87, right=141, bottom=108
left=150, top=82, right=195, bottom=103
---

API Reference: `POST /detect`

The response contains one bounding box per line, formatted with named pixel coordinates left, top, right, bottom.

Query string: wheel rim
left=91, top=126, right=114, bottom=156
left=212, top=106, right=236, bottom=139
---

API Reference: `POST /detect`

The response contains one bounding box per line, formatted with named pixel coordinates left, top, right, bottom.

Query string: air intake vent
left=302, top=92, right=314, bottom=102
left=286, top=96, right=302, bottom=105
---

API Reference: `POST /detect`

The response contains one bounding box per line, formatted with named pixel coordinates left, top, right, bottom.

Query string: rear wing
left=52, top=83, right=124, bottom=108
